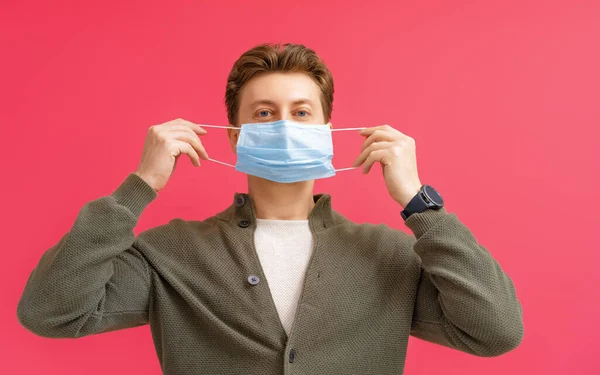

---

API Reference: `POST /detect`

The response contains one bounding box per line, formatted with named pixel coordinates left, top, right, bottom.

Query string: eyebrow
left=250, top=98, right=314, bottom=108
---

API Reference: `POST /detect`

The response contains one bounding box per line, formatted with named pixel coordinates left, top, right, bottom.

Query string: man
left=17, top=43, right=524, bottom=374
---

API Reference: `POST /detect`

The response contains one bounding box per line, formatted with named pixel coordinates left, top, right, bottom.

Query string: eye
left=258, top=110, right=271, bottom=117
left=295, top=110, right=309, bottom=117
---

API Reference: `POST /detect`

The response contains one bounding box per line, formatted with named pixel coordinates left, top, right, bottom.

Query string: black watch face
left=423, top=185, right=443, bottom=206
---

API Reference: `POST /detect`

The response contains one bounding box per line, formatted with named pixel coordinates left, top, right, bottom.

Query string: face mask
left=201, top=119, right=364, bottom=183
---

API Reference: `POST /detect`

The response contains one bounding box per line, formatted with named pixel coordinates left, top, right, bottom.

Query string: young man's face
left=227, top=72, right=331, bottom=153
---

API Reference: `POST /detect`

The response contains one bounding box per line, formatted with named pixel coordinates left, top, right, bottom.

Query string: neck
left=247, top=176, right=315, bottom=220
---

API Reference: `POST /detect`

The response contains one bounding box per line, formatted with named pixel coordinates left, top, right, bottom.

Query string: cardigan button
left=235, top=196, right=245, bottom=207
left=238, top=220, right=250, bottom=228
left=248, top=275, right=260, bottom=285
left=289, top=348, right=296, bottom=363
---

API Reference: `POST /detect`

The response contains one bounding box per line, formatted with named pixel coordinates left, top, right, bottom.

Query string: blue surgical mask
left=201, top=120, right=363, bottom=183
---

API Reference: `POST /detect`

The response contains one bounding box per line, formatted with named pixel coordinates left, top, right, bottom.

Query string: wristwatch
left=400, top=185, right=444, bottom=221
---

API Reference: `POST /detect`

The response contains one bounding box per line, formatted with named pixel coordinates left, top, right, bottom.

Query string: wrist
left=395, top=186, right=422, bottom=208
left=134, top=171, right=160, bottom=192
left=400, top=184, right=445, bottom=221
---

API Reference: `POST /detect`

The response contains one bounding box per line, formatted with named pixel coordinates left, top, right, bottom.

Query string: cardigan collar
left=216, top=192, right=336, bottom=233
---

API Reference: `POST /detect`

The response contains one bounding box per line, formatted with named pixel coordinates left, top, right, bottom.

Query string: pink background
left=2, top=0, right=599, bottom=374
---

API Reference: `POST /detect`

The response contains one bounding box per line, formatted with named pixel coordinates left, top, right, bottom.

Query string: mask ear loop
left=197, top=125, right=240, bottom=167
left=331, top=127, right=367, bottom=172
left=207, top=158, right=236, bottom=168
left=198, top=124, right=239, bottom=129
left=330, top=127, right=367, bottom=132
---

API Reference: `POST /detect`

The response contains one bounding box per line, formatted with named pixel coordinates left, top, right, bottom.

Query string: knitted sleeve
left=16, top=173, right=158, bottom=338
left=404, top=207, right=524, bottom=357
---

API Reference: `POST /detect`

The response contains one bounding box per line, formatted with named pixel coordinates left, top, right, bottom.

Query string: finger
left=155, top=125, right=203, bottom=142
left=352, top=141, right=393, bottom=167
left=360, top=124, right=410, bottom=139
left=359, top=124, right=395, bottom=136
left=166, top=120, right=208, bottom=135
left=159, top=124, right=208, bottom=139
left=171, top=131, right=209, bottom=160
left=361, top=130, right=396, bottom=151
left=363, top=149, right=387, bottom=174
left=192, top=137, right=209, bottom=160
left=170, top=140, right=201, bottom=167
left=171, top=117, right=196, bottom=126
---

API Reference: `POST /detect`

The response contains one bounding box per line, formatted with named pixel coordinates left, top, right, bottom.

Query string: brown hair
left=225, top=43, right=334, bottom=125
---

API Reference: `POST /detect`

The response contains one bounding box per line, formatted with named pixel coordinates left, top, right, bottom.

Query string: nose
left=276, top=110, right=294, bottom=122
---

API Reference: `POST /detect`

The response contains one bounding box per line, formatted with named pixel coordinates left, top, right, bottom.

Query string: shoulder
left=332, top=209, right=413, bottom=238
left=330, top=210, right=421, bottom=275
left=331, top=211, right=418, bottom=261
left=134, top=213, right=224, bottom=253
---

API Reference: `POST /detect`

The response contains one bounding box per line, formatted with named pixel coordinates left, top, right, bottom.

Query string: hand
left=135, top=118, right=209, bottom=192
left=352, top=125, right=422, bottom=208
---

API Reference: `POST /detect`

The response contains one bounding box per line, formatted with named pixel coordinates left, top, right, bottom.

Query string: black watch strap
left=401, top=191, right=428, bottom=220
left=400, top=185, right=443, bottom=221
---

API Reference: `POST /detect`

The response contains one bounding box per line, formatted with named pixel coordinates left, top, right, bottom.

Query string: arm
left=16, top=173, right=158, bottom=338
left=405, top=207, right=524, bottom=357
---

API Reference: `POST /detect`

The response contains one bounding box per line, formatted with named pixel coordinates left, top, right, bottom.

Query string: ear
left=226, top=125, right=240, bottom=154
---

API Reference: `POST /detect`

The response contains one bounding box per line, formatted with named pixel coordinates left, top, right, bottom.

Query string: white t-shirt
left=254, top=218, right=314, bottom=336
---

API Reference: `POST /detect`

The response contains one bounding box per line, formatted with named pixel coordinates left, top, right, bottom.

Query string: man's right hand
left=134, top=118, right=209, bottom=192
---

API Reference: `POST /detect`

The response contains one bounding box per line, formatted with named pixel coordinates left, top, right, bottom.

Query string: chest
left=147, top=223, right=421, bottom=346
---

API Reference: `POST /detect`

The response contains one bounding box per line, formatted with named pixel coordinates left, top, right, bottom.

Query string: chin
left=249, top=175, right=314, bottom=187
left=268, top=179, right=314, bottom=186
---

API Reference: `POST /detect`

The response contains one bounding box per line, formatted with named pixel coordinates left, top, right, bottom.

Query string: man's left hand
left=352, top=125, right=422, bottom=208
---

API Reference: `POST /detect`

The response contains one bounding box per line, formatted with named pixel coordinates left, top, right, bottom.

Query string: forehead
left=239, top=72, right=321, bottom=107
